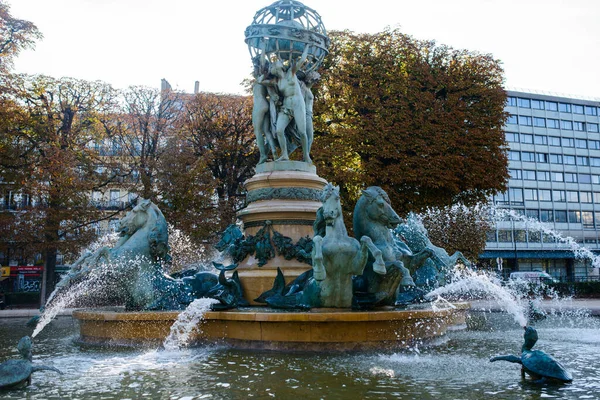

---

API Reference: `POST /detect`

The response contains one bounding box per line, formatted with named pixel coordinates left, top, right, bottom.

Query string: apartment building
left=483, top=90, right=600, bottom=281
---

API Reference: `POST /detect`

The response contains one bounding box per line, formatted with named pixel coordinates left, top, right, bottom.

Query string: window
left=565, top=173, right=577, bottom=183
left=509, top=188, right=524, bottom=204
left=521, top=134, right=534, bottom=144
left=576, top=139, right=587, bottom=148
left=577, top=156, right=589, bottom=166
left=109, top=190, right=120, bottom=207
left=582, top=211, right=594, bottom=228
left=536, top=153, right=548, bottom=163
left=551, top=172, right=564, bottom=182
left=594, top=192, right=600, bottom=203
left=549, top=154, right=562, bottom=164
left=534, top=135, right=548, bottom=145
left=519, top=116, right=533, bottom=126
left=559, top=103, right=572, bottom=113
left=585, top=106, right=598, bottom=116
left=533, top=117, right=546, bottom=127
left=593, top=175, right=600, bottom=184
left=526, top=209, right=539, bottom=219
left=507, top=114, right=518, bottom=124
left=588, top=123, right=599, bottom=133
left=506, top=132, right=519, bottom=142
left=568, top=211, right=581, bottom=223
left=538, top=171, right=551, bottom=181
left=109, top=219, right=119, bottom=233
left=521, top=151, right=535, bottom=162
left=567, top=191, right=579, bottom=202
left=564, top=155, right=576, bottom=165
left=552, top=190, right=566, bottom=202
left=507, top=97, right=517, bottom=107
left=524, top=189, right=538, bottom=201
left=528, top=230, right=541, bottom=242
left=574, top=122, right=585, bottom=131
left=547, top=119, right=560, bottom=129
left=561, top=137, right=574, bottom=147
left=591, top=157, right=600, bottom=167
left=523, top=170, right=536, bottom=180
left=579, top=174, right=592, bottom=184
left=573, top=104, right=584, bottom=114
left=532, top=99, right=544, bottom=110
left=515, top=230, right=527, bottom=242
left=494, top=192, right=509, bottom=205
left=546, top=101, right=558, bottom=111
left=555, top=210, right=567, bottom=223
left=539, top=189, right=551, bottom=201
left=589, top=140, right=600, bottom=150
left=561, top=120, right=573, bottom=130
left=548, top=136, right=561, bottom=146
left=581, top=192, right=593, bottom=203
left=540, top=210, right=553, bottom=222
left=498, top=230, right=513, bottom=242
left=509, top=169, right=522, bottom=179
left=518, top=98, right=531, bottom=108
left=508, top=151, right=521, bottom=161
left=486, top=231, right=497, bottom=242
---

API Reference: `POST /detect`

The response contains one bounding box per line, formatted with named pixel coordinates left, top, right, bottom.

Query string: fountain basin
left=73, top=303, right=469, bottom=351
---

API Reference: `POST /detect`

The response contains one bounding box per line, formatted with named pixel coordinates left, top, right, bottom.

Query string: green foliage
left=312, top=29, right=509, bottom=218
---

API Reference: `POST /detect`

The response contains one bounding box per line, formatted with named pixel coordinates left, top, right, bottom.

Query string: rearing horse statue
left=47, top=199, right=190, bottom=311
left=311, top=184, right=386, bottom=308
left=353, top=187, right=434, bottom=306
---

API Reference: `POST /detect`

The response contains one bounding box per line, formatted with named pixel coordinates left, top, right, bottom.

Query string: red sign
left=10, top=266, right=43, bottom=276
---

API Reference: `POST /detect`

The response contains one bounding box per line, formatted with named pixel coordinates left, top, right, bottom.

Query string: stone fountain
left=66, top=0, right=469, bottom=351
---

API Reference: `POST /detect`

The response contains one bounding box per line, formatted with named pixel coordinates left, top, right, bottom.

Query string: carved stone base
left=73, top=304, right=470, bottom=351
left=237, top=162, right=327, bottom=304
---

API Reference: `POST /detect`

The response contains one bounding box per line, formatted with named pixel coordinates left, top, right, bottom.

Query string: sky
left=9, top=0, right=600, bottom=99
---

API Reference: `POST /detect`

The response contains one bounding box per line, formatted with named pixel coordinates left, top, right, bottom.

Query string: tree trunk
left=42, top=247, right=58, bottom=303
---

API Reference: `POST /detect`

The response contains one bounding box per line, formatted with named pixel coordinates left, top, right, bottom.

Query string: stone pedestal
left=236, top=161, right=327, bottom=304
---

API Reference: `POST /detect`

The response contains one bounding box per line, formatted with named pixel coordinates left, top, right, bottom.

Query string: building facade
left=483, top=90, right=600, bottom=281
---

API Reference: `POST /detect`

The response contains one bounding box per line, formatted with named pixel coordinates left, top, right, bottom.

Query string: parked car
left=509, top=271, right=558, bottom=284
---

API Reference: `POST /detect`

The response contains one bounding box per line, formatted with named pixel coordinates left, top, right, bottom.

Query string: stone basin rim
left=72, top=303, right=470, bottom=322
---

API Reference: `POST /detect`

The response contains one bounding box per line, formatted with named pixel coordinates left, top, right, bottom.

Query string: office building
left=483, top=90, right=600, bottom=281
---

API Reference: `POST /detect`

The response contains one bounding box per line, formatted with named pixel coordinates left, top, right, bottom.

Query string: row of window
left=506, top=132, right=600, bottom=148
left=498, top=208, right=599, bottom=226
left=507, top=97, right=599, bottom=116
left=496, top=188, right=600, bottom=204
left=507, top=115, right=599, bottom=132
left=508, top=150, right=600, bottom=166
left=487, top=229, right=596, bottom=243
left=509, top=169, right=600, bottom=184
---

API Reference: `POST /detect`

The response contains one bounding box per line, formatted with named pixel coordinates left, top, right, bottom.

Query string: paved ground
left=470, top=298, right=600, bottom=316
left=0, top=308, right=74, bottom=318
left=1, top=299, right=599, bottom=318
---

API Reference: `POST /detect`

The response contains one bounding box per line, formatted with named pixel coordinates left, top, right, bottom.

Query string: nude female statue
left=257, top=46, right=311, bottom=163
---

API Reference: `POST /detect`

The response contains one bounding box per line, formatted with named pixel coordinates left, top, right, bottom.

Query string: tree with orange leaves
left=312, top=29, right=509, bottom=221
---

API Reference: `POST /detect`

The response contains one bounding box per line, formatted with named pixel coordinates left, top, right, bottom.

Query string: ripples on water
left=0, top=315, right=598, bottom=399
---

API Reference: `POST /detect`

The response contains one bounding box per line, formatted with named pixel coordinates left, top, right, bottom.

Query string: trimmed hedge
left=5, top=292, right=40, bottom=306
left=549, top=282, right=600, bottom=298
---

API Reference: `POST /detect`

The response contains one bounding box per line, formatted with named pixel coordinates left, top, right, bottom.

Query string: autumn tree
left=312, top=29, right=509, bottom=218
left=106, top=85, right=183, bottom=201
left=0, top=75, right=120, bottom=300
left=155, top=135, right=219, bottom=243
left=419, top=203, right=493, bottom=260
left=181, top=92, right=257, bottom=233
left=0, top=0, right=42, bottom=76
